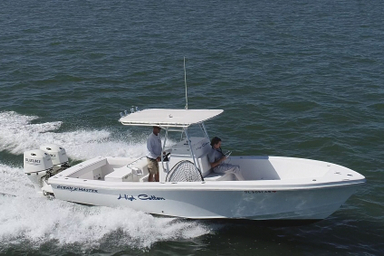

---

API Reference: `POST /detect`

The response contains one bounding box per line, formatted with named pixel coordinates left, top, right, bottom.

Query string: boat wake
left=0, top=189, right=209, bottom=251
left=0, top=111, right=147, bottom=160
left=0, top=111, right=211, bottom=251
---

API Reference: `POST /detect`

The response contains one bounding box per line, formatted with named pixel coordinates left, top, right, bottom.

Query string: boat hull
left=46, top=154, right=365, bottom=221
left=50, top=181, right=360, bottom=221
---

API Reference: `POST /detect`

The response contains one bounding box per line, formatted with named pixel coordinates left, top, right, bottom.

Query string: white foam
left=0, top=164, right=210, bottom=250
left=0, top=111, right=148, bottom=160
left=0, top=163, right=36, bottom=197
left=0, top=112, right=210, bottom=250
left=0, top=194, right=210, bottom=250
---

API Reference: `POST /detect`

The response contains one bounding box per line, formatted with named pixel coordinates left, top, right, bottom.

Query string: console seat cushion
left=105, top=166, right=132, bottom=182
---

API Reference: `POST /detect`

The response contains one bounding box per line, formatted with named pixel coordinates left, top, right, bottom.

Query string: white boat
left=23, top=108, right=365, bottom=223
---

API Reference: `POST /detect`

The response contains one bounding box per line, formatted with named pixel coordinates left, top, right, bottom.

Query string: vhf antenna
left=184, top=57, right=188, bottom=109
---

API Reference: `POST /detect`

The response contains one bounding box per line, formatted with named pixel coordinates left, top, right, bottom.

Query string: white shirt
left=146, top=132, right=162, bottom=159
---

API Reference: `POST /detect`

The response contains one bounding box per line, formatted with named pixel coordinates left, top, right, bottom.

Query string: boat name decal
left=244, top=191, right=277, bottom=194
left=117, top=193, right=165, bottom=201
left=56, top=185, right=98, bottom=193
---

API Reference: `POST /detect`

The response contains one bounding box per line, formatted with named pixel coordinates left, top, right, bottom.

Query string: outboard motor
left=24, top=149, right=54, bottom=195
left=40, top=144, right=69, bottom=173
left=24, top=144, right=70, bottom=197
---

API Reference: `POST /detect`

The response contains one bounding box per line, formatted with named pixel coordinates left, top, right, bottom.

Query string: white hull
left=51, top=183, right=358, bottom=220
left=48, top=155, right=365, bottom=221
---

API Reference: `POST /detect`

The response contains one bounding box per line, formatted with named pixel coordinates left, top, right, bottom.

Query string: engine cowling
left=24, top=149, right=54, bottom=194
left=40, top=144, right=68, bottom=166
left=24, top=149, right=53, bottom=174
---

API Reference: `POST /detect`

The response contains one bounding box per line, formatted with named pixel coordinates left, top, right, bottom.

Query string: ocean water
left=1, top=0, right=383, bottom=255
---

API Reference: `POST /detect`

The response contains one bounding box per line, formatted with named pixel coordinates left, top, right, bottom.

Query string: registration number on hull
left=244, top=191, right=277, bottom=194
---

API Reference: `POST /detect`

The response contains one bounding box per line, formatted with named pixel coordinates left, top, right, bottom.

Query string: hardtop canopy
left=119, top=109, right=223, bottom=128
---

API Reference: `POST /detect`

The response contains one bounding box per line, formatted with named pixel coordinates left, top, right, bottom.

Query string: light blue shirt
left=146, top=132, right=162, bottom=159
left=208, top=148, right=224, bottom=165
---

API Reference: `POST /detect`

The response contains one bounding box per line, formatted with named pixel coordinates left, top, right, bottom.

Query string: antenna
left=184, top=57, right=188, bottom=109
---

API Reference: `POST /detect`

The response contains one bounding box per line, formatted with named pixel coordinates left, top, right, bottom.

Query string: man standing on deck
left=146, top=126, right=162, bottom=182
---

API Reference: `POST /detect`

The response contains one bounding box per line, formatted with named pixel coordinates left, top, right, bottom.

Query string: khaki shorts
left=147, top=157, right=159, bottom=175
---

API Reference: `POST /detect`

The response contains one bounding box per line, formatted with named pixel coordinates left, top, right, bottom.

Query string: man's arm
left=208, top=150, right=226, bottom=168
left=210, top=156, right=226, bottom=168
